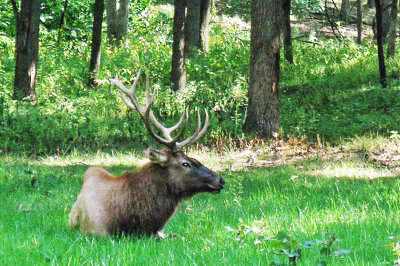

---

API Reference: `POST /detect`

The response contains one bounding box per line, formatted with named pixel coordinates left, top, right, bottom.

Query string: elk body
left=68, top=70, right=225, bottom=236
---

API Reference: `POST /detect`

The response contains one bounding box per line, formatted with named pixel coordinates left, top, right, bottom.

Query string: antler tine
left=110, top=70, right=208, bottom=150
left=142, top=100, right=171, bottom=145
left=143, top=104, right=189, bottom=149
left=176, top=108, right=209, bottom=149
left=109, top=70, right=143, bottom=113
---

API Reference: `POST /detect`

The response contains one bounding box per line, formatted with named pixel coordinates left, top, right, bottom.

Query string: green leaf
left=303, top=241, right=314, bottom=248
left=270, top=260, right=284, bottom=266
left=320, top=247, right=329, bottom=256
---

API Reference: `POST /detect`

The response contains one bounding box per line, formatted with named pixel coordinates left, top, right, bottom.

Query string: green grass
left=1, top=150, right=399, bottom=265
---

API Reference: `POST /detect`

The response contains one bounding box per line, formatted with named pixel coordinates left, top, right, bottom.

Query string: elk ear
left=144, top=148, right=169, bottom=167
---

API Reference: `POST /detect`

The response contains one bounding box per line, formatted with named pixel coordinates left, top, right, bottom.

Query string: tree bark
left=57, top=0, right=69, bottom=44
left=243, top=0, right=281, bottom=138
left=356, top=0, right=363, bottom=43
left=367, top=0, right=375, bottom=8
left=105, top=0, right=130, bottom=44
left=282, top=0, right=293, bottom=63
left=116, top=0, right=129, bottom=40
left=185, top=0, right=201, bottom=51
left=200, top=0, right=211, bottom=51
left=386, top=0, right=398, bottom=57
left=375, top=0, right=387, bottom=87
left=171, top=0, right=187, bottom=91
left=341, top=0, right=350, bottom=21
left=11, top=0, right=41, bottom=102
left=382, top=0, right=392, bottom=41
left=88, top=0, right=104, bottom=88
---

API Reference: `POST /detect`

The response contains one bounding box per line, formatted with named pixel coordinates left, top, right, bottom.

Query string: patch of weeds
left=316, top=232, right=351, bottom=265
left=387, top=236, right=400, bottom=265
left=224, top=220, right=350, bottom=265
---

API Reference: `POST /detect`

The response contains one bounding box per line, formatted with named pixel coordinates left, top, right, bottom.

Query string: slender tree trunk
left=105, top=0, right=130, bottom=43
left=382, top=0, right=392, bottom=41
left=243, top=0, right=281, bottom=138
left=185, top=0, right=201, bottom=52
left=88, top=0, right=104, bottom=88
left=356, top=0, right=363, bottom=43
left=341, top=0, right=350, bottom=21
left=282, top=0, right=293, bottom=63
left=387, top=0, right=398, bottom=57
left=200, top=0, right=211, bottom=51
left=171, top=0, right=187, bottom=91
left=11, top=0, right=41, bottom=102
left=367, top=0, right=375, bottom=8
left=375, top=0, right=387, bottom=87
left=105, top=0, right=117, bottom=42
left=116, top=0, right=129, bottom=41
left=57, top=0, right=69, bottom=44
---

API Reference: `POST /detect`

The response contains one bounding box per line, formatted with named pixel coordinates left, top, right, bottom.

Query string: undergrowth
left=0, top=3, right=399, bottom=155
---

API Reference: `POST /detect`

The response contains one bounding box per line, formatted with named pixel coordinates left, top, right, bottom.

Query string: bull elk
left=68, top=70, right=225, bottom=236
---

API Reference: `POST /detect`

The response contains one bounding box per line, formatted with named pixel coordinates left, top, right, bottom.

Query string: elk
left=68, top=70, right=225, bottom=236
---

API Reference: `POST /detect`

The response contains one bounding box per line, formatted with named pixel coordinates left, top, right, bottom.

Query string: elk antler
left=108, top=70, right=209, bottom=150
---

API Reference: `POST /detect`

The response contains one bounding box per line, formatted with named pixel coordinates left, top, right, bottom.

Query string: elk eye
left=182, top=162, right=191, bottom=168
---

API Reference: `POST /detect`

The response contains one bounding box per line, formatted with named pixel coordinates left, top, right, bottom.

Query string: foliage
left=387, top=236, right=400, bottom=265
left=292, top=0, right=324, bottom=17
left=0, top=2, right=400, bottom=155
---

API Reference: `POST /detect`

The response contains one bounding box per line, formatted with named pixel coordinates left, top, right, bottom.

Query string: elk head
left=108, top=70, right=225, bottom=197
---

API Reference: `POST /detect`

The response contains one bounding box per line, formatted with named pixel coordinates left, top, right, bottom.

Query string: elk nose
left=220, top=178, right=226, bottom=185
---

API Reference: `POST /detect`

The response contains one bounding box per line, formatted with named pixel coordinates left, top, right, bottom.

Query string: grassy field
left=1, top=139, right=399, bottom=265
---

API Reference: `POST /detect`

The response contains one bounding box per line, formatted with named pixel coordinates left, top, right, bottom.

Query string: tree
left=171, top=0, right=187, bottom=91
left=57, top=0, right=69, bottom=44
left=185, top=0, right=212, bottom=52
left=386, top=0, right=398, bottom=57
left=243, top=0, right=282, bottom=138
left=381, top=0, right=392, bottom=41
left=200, top=0, right=212, bottom=51
left=10, top=0, right=41, bottom=101
left=185, top=0, right=201, bottom=51
left=375, top=0, right=387, bottom=87
left=367, top=0, right=375, bottom=8
left=88, top=0, right=104, bottom=88
left=282, top=0, right=293, bottom=63
left=341, top=0, right=350, bottom=21
left=356, top=0, right=363, bottom=43
left=105, top=0, right=130, bottom=44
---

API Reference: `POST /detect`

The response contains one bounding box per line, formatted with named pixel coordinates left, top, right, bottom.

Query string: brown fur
left=68, top=149, right=224, bottom=236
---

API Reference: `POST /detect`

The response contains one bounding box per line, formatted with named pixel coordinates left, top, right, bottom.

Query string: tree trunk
left=356, top=0, right=363, bottom=43
left=382, top=0, right=392, bottom=41
left=185, top=0, right=201, bottom=52
left=105, top=0, right=129, bottom=43
left=57, top=0, right=69, bottom=44
left=375, top=0, right=387, bottom=87
left=57, top=0, right=68, bottom=44
left=367, top=0, right=375, bottom=8
left=200, top=0, right=211, bottom=51
left=282, top=0, right=293, bottom=63
left=341, top=0, right=350, bottom=21
left=171, top=0, right=187, bottom=91
left=88, top=0, right=104, bottom=88
left=105, top=0, right=117, bottom=42
left=386, top=0, right=398, bottom=57
left=11, top=0, right=41, bottom=102
left=116, top=0, right=129, bottom=41
left=243, top=0, right=281, bottom=138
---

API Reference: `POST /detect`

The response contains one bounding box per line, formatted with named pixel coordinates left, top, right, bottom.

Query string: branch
left=324, top=0, right=344, bottom=41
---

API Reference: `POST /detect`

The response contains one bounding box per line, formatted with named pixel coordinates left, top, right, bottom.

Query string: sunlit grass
left=1, top=141, right=400, bottom=264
